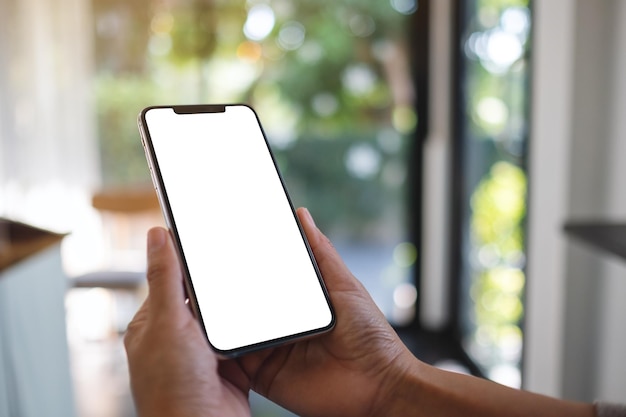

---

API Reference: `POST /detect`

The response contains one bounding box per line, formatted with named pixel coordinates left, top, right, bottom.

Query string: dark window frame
left=446, top=0, right=532, bottom=380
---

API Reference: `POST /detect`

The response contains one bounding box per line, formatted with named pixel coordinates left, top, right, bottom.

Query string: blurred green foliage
left=461, top=0, right=530, bottom=380
left=95, top=75, right=158, bottom=185
left=93, top=0, right=532, bottom=384
left=470, top=162, right=526, bottom=349
left=471, top=162, right=526, bottom=257
left=93, top=0, right=412, bottom=239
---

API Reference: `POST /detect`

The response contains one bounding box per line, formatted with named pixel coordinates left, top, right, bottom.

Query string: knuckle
left=123, top=324, right=136, bottom=350
left=146, top=260, right=169, bottom=283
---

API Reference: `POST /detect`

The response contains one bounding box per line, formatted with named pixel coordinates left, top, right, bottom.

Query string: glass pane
left=94, top=0, right=416, bottom=322
left=93, top=0, right=416, bottom=414
left=456, top=0, right=531, bottom=388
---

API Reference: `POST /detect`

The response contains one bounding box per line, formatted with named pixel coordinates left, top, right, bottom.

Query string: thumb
left=296, top=207, right=366, bottom=294
left=145, top=227, right=187, bottom=318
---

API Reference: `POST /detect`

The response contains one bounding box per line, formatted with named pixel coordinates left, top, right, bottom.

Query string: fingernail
left=302, top=207, right=316, bottom=228
left=148, top=227, right=166, bottom=254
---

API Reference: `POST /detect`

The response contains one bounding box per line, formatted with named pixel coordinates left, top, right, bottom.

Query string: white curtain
left=0, top=2, right=100, bottom=416
left=0, top=0, right=102, bottom=274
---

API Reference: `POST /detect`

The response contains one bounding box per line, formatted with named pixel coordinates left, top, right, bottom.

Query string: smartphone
left=138, top=104, right=335, bottom=357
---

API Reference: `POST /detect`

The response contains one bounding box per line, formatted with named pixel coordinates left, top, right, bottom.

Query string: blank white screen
left=144, top=105, right=333, bottom=352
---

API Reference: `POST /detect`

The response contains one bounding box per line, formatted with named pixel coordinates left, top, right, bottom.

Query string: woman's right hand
left=226, top=208, right=418, bottom=417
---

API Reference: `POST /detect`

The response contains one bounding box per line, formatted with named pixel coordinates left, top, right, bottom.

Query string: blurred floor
left=66, top=288, right=138, bottom=417
left=69, top=336, right=135, bottom=417
left=65, top=288, right=296, bottom=417
left=64, top=287, right=472, bottom=417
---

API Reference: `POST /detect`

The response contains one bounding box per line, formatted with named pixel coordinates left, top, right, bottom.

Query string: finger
left=218, top=359, right=252, bottom=393
left=296, top=207, right=364, bottom=293
left=128, top=297, right=149, bottom=327
left=124, top=297, right=149, bottom=349
left=145, top=227, right=186, bottom=317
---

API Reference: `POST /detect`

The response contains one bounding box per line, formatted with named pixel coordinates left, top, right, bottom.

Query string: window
left=451, top=0, right=531, bottom=387
left=92, top=0, right=418, bottom=414
left=94, top=0, right=418, bottom=322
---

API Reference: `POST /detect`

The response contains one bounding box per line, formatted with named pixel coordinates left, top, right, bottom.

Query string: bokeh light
left=392, top=105, right=417, bottom=133
left=244, top=4, right=275, bottom=41
left=345, top=144, right=381, bottom=179
left=277, top=21, right=306, bottom=51
left=390, top=0, right=418, bottom=15
left=342, top=64, right=377, bottom=96
left=393, top=242, right=418, bottom=268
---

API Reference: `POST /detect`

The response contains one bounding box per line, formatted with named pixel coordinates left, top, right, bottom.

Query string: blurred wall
left=0, top=0, right=99, bottom=226
left=526, top=0, right=626, bottom=402
left=0, top=0, right=102, bottom=274
left=594, top=0, right=626, bottom=401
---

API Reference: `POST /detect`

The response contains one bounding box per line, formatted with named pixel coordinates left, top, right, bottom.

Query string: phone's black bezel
left=138, top=104, right=336, bottom=358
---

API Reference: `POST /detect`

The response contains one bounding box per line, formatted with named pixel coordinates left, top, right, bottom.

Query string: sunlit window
left=92, top=3, right=415, bottom=413
left=93, top=0, right=416, bottom=326
left=454, top=0, right=531, bottom=388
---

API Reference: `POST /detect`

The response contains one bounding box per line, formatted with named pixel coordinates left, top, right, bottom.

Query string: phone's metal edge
left=225, top=104, right=337, bottom=357
left=137, top=107, right=211, bottom=344
left=243, top=104, right=337, bottom=325
left=137, top=104, right=336, bottom=359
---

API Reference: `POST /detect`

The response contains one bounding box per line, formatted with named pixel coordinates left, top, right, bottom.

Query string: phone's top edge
left=173, top=104, right=226, bottom=114
left=140, top=104, right=254, bottom=118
